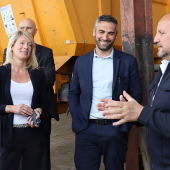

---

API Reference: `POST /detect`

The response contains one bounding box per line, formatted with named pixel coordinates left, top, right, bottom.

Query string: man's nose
left=22, top=28, right=27, bottom=31
left=154, top=33, right=159, bottom=44
left=103, top=33, right=108, bottom=40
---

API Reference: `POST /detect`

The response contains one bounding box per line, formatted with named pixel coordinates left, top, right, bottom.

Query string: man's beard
left=157, top=49, right=170, bottom=58
left=95, top=38, right=115, bottom=51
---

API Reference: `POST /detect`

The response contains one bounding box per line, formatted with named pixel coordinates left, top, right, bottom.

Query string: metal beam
left=120, top=0, right=154, bottom=169
left=98, top=0, right=111, bottom=16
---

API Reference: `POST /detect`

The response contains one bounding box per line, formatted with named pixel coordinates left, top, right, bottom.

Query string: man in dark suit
left=68, top=15, right=143, bottom=170
left=98, top=13, right=170, bottom=170
left=3, top=18, right=59, bottom=170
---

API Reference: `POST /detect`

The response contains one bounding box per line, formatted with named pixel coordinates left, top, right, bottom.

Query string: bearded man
left=68, top=15, right=143, bottom=170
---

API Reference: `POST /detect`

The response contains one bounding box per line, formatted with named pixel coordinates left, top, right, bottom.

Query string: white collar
left=160, top=59, right=169, bottom=74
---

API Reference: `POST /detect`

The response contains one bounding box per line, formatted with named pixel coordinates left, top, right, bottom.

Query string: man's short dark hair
left=95, top=15, right=118, bottom=34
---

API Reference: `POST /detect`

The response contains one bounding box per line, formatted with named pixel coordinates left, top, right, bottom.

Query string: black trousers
left=17, top=114, right=52, bottom=170
left=0, top=127, right=45, bottom=170
left=75, top=122, right=128, bottom=170
left=41, top=113, right=51, bottom=170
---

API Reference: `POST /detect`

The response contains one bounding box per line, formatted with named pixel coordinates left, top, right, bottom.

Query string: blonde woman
left=0, top=31, right=47, bottom=170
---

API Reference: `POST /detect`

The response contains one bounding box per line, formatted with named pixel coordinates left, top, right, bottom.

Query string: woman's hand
left=34, top=108, right=42, bottom=119
left=8, top=104, right=33, bottom=116
left=27, top=116, right=34, bottom=128
left=27, top=108, right=42, bottom=128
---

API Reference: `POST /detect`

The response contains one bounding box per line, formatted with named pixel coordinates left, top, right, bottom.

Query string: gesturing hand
left=97, top=91, right=144, bottom=126
left=96, top=94, right=126, bottom=111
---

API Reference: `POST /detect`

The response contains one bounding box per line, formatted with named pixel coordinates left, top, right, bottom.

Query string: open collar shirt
left=89, top=48, right=114, bottom=119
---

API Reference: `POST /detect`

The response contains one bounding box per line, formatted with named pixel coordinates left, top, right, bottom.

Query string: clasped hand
left=10, top=104, right=41, bottom=128
left=96, top=91, right=143, bottom=126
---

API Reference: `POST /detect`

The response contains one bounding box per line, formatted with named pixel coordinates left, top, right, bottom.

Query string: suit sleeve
left=0, top=105, right=7, bottom=114
left=3, top=48, right=7, bottom=64
left=138, top=103, right=170, bottom=137
left=68, top=57, right=81, bottom=118
left=127, top=56, right=143, bottom=127
left=43, top=49, right=56, bottom=88
left=128, top=57, right=143, bottom=104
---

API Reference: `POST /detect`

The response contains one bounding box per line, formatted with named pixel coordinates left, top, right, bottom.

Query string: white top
left=89, top=48, right=114, bottom=119
left=157, top=59, right=169, bottom=86
left=11, top=79, right=33, bottom=124
left=160, top=59, right=169, bottom=75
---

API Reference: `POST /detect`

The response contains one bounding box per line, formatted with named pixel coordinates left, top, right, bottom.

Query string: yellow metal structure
left=0, top=0, right=169, bottom=113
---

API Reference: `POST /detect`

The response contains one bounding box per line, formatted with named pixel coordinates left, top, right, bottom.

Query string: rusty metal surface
left=138, top=127, right=151, bottom=170
left=120, top=0, right=154, bottom=169
left=126, top=125, right=139, bottom=170
left=134, top=0, right=154, bottom=104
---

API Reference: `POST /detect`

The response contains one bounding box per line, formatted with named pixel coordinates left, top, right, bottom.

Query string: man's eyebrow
left=98, top=29, right=115, bottom=33
left=98, top=29, right=104, bottom=32
left=108, top=31, right=115, bottom=34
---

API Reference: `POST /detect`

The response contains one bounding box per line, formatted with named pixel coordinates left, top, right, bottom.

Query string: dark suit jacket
left=0, top=64, right=48, bottom=148
left=3, top=44, right=59, bottom=121
left=138, top=64, right=170, bottom=169
left=68, top=49, right=143, bottom=134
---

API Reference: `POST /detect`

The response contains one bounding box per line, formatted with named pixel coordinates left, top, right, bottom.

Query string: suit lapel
left=28, top=69, right=37, bottom=109
left=112, top=49, right=120, bottom=94
left=3, top=64, right=13, bottom=105
left=86, top=51, right=94, bottom=96
left=35, top=44, right=41, bottom=61
left=154, top=68, right=162, bottom=86
left=159, top=63, right=170, bottom=86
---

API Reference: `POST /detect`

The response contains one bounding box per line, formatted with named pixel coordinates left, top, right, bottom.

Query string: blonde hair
left=4, top=31, right=38, bottom=69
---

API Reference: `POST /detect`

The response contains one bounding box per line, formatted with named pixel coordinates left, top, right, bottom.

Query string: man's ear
left=93, top=28, right=95, bottom=37
left=115, top=33, right=118, bottom=40
left=34, top=28, right=38, bottom=36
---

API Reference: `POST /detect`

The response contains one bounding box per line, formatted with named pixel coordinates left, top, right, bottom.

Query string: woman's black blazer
left=0, top=64, right=48, bottom=148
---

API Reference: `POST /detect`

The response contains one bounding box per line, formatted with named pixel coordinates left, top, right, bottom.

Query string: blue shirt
left=89, top=48, right=114, bottom=119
